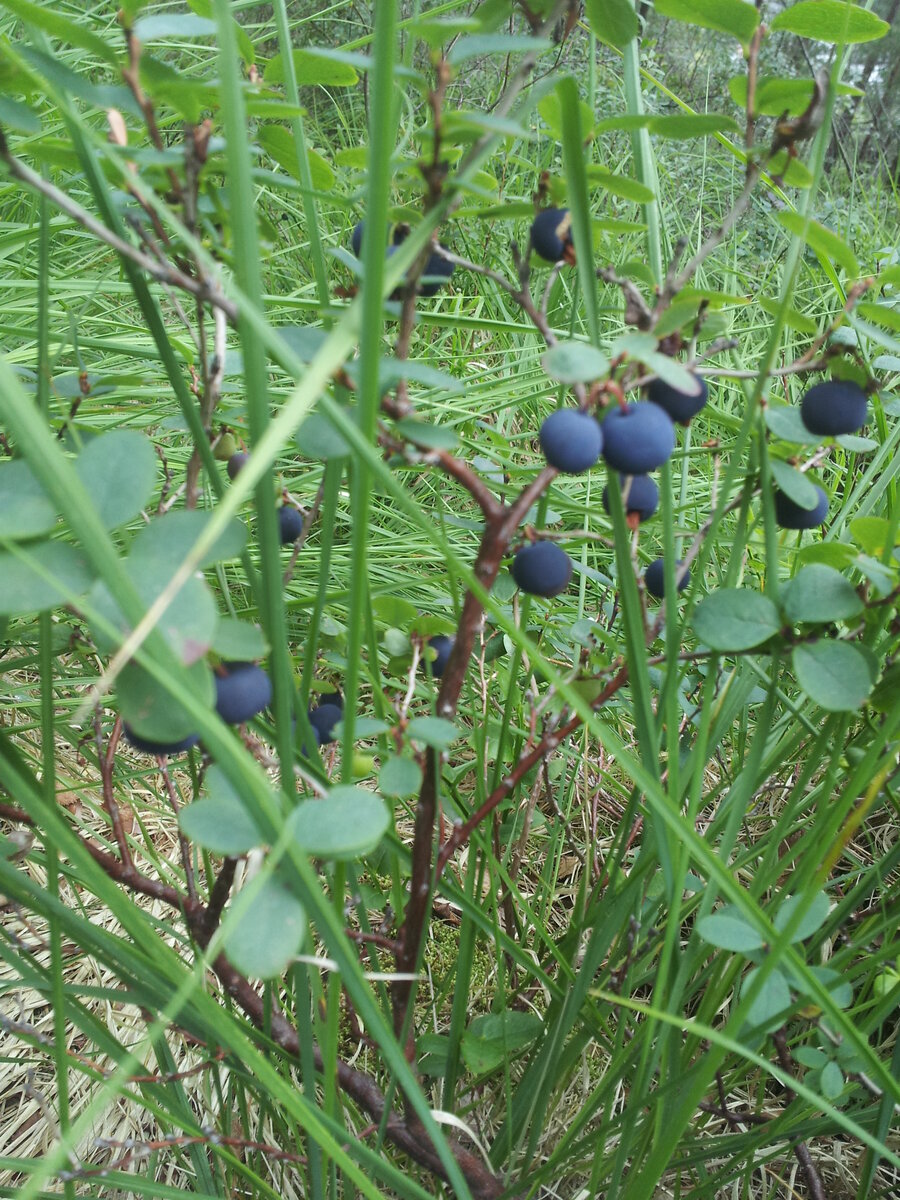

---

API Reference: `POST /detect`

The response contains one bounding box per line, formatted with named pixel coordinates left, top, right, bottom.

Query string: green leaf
left=178, top=766, right=262, bottom=854
left=133, top=13, right=217, bottom=38
left=407, top=716, right=459, bottom=750
left=447, top=34, right=551, bottom=64
left=211, top=618, right=268, bottom=661
left=820, top=1059, right=844, bottom=1099
left=0, top=540, right=94, bottom=615
left=655, top=0, right=759, bottom=45
left=871, top=663, right=900, bottom=714
left=759, top=296, right=818, bottom=334
left=765, top=404, right=821, bottom=444
left=540, top=93, right=596, bottom=142
left=849, top=516, right=892, bottom=556
left=781, top=564, right=863, bottom=624
left=542, top=342, right=610, bottom=384
left=264, top=49, right=359, bottom=87
left=258, top=125, right=334, bottom=188
left=770, top=0, right=889, bottom=44
left=770, top=460, right=820, bottom=509
left=394, top=418, right=460, bottom=451
left=696, top=906, right=765, bottom=951
left=461, top=1010, right=543, bottom=1074
left=795, top=1047, right=829, bottom=1068
left=728, top=74, right=858, bottom=116
left=0, top=96, right=40, bottom=133
left=773, top=891, right=831, bottom=941
left=289, top=787, right=390, bottom=860
left=792, top=640, right=875, bottom=711
left=648, top=114, right=741, bottom=139
left=117, top=658, right=212, bottom=743
left=296, top=412, right=351, bottom=460
left=584, top=0, right=639, bottom=48
left=586, top=165, right=655, bottom=203
left=692, top=589, right=782, bottom=651
left=644, top=352, right=702, bottom=395
left=777, top=212, right=859, bottom=277
left=129, top=510, right=248, bottom=569
left=224, top=877, right=306, bottom=979
left=0, top=459, right=57, bottom=539
left=372, top=594, right=419, bottom=627
left=379, top=755, right=423, bottom=799
left=74, top=430, right=158, bottom=531
left=796, top=542, right=856, bottom=569
left=378, top=359, right=464, bottom=395
left=87, top=563, right=217, bottom=665
left=741, top=966, right=793, bottom=1030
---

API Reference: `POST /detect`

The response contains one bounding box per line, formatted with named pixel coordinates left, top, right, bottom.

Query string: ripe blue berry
left=511, top=541, right=573, bottom=597
left=601, top=403, right=676, bottom=474
left=351, top=220, right=365, bottom=257
left=644, top=557, right=690, bottom=599
left=427, top=634, right=454, bottom=677
left=215, top=661, right=273, bottom=725
left=800, top=381, right=867, bottom=437
left=308, top=703, right=342, bottom=745
left=647, top=373, right=708, bottom=423
left=539, top=409, right=603, bottom=473
left=123, top=725, right=199, bottom=756
left=227, top=451, right=249, bottom=480
left=318, top=691, right=343, bottom=710
left=278, top=505, right=304, bottom=544
left=419, top=249, right=454, bottom=297
left=602, top=474, right=659, bottom=523
left=774, top=485, right=829, bottom=530
left=530, top=207, right=573, bottom=263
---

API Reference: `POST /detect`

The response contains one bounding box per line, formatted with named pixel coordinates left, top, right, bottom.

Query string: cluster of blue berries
left=513, top=208, right=873, bottom=598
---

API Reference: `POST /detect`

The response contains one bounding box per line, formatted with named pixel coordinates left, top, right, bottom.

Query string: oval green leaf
left=0, top=459, right=58, bottom=539
left=74, top=430, right=158, bottom=530
left=792, top=640, right=875, bottom=711
left=0, top=540, right=94, bottom=615
left=770, top=459, right=821, bottom=509
left=696, top=906, right=765, bottom=951
left=379, top=755, right=423, bottom=799
left=117, top=658, right=212, bottom=743
left=770, top=0, right=889, bottom=44
left=178, top=766, right=263, bottom=854
left=289, top=786, right=390, bottom=860
left=781, top=564, right=863, bottom=624
left=692, top=588, right=782, bottom=651
left=223, top=877, right=306, bottom=979
left=129, top=510, right=247, bottom=569
left=542, top=342, right=610, bottom=385
left=656, top=0, right=759, bottom=44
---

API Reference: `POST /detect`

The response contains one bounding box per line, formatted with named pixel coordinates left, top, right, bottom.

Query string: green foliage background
left=0, top=2, right=898, bottom=1198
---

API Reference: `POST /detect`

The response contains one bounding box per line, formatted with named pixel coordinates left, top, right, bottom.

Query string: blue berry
left=317, top=691, right=343, bottom=710
left=647, top=373, right=708, bottom=423
left=278, top=505, right=304, bottom=544
left=644, top=557, right=690, bottom=599
left=227, top=451, right=248, bottom=480
left=601, top=403, right=676, bottom=474
left=427, top=634, right=454, bottom=677
left=602, top=474, right=659, bottom=523
left=530, top=207, right=572, bottom=262
left=539, top=409, right=603, bottom=473
left=123, top=725, right=199, bottom=756
left=774, top=485, right=829, bottom=530
left=800, top=381, right=867, bottom=437
left=511, top=541, right=573, bottom=597
left=308, top=703, right=342, bottom=745
left=215, top=661, right=272, bottom=725
left=419, top=249, right=454, bottom=297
